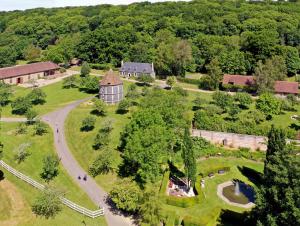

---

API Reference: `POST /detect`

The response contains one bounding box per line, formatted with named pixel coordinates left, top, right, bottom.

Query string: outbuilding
left=99, top=69, right=123, bottom=104
left=0, top=61, right=60, bottom=85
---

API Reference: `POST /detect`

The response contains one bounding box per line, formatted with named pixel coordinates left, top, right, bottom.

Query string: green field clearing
left=65, top=102, right=130, bottom=192
left=1, top=81, right=92, bottom=117
left=0, top=122, right=97, bottom=208
left=1, top=173, right=107, bottom=226
left=0, top=122, right=107, bottom=225
left=0, top=185, right=11, bottom=221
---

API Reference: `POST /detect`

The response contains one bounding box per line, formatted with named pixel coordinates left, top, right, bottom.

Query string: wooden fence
left=0, top=160, right=104, bottom=218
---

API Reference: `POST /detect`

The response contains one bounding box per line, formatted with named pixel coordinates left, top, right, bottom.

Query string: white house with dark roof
left=119, top=61, right=155, bottom=78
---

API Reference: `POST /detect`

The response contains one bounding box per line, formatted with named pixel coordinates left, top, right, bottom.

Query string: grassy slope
left=65, top=101, right=130, bottom=192
left=2, top=173, right=107, bottom=226
left=0, top=186, right=11, bottom=221
left=0, top=122, right=107, bottom=225
left=1, top=80, right=92, bottom=117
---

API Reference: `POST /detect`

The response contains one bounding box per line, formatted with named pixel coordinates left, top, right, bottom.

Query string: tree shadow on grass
left=217, top=209, right=252, bottom=226
left=237, top=166, right=263, bottom=186
left=0, top=170, right=4, bottom=181
left=168, top=161, right=185, bottom=178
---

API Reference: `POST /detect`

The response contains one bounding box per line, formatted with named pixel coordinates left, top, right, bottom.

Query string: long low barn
left=222, top=74, right=299, bottom=95
left=0, top=61, right=60, bottom=85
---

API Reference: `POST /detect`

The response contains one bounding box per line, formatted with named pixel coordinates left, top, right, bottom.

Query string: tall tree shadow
left=237, top=166, right=263, bottom=186
left=0, top=170, right=4, bottom=181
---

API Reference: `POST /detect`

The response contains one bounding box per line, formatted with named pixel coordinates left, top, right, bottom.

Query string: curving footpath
left=40, top=98, right=134, bottom=226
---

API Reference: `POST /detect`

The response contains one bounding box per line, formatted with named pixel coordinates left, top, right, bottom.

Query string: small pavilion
left=99, top=69, right=123, bottom=104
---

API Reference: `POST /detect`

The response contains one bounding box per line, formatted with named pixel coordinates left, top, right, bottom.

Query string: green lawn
left=2, top=173, right=107, bottom=226
left=0, top=122, right=107, bottom=225
left=1, top=80, right=92, bottom=117
left=162, top=158, right=264, bottom=225
left=65, top=102, right=130, bottom=192
left=0, top=185, right=11, bottom=221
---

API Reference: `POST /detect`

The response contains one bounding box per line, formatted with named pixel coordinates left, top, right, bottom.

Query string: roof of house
left=0, top=61, right=60, bottom=80
left=274, top=81, right=299, bottom=94
left=100, top=69, right=123, bottom=86
left=120, top=62, right=154, bottom=74
left=222, top=74, right=255, bottom=86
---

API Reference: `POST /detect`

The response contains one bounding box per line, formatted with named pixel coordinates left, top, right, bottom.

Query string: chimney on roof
left=151, top=62, right=154, bottom=71
left=121, top=60, right=124, bottom=67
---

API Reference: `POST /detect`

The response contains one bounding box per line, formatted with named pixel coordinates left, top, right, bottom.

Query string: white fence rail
left=0, top=160, right=104, bottom=218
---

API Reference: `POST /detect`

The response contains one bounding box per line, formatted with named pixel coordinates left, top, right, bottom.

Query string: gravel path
left=0, top=118, right=27, bottom=122
left=41, top=98, right=134, bottom=226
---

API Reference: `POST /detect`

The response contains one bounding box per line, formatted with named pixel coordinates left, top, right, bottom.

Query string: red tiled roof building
left=222, top=74, right=255, bottom=86
left=274, top=81, right=299, bottom=95
left=0, top=61, right=60, bottom=84
left=222, top=74, right=299, bottom=95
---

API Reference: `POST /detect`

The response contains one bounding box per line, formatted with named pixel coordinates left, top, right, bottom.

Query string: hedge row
left=159, top=170, right=170, bottom=195
left=182, top=208, right=220, bottom=226
left=163, top=211, right=181, bottom=226
left=177, top=77, right=200, bottom=85
left=89, top=63, right=115, bottom=70
left=199, top=166, right=231, bottom=177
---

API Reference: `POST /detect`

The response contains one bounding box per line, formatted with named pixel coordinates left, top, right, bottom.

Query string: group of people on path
left=55, top=124, right=87, bottom=182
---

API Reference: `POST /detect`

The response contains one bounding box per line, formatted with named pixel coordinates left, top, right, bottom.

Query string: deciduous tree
left=80, top=61, right=90, bottom=77
left=109, top=178, right=142, bottom=213
left=11, top=97, right=32, bottom=115
left=40, top=155, right=59, bottom=182
left=166, top=76, right=177, bottom=89
left=206, top=58, right=223, bottom=90
left=80, top=116, right=96, bottom=131
left=32, top=187, right=63, bottom=219
left=92, top=98, right=107, bottom=116
left=26, top=88, right=47, bottom=105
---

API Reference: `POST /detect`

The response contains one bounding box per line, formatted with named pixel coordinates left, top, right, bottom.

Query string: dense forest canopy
left=1, top=0, right=300, bottom=76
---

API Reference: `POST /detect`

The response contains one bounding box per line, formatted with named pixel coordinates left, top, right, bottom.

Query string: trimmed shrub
left=182, top=209, right=220, bottom=226
left=159, top=170, right=170, bottom=195
left=165, top=196, right=199, bottom=208
left=163, top=211, right=178, bottom=226
left=199, top=166, right=231, bottom=177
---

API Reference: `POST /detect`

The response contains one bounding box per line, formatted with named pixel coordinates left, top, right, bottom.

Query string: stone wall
left=3, top=72, right=44, bottom=84
left=192, top=129, right=267, bottom=151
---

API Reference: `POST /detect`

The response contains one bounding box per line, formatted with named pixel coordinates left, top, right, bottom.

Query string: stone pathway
left=0, top=118, right=27, bottom=122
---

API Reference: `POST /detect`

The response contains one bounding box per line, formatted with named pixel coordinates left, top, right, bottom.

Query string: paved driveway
left=41, top=98, right=134, bottom=226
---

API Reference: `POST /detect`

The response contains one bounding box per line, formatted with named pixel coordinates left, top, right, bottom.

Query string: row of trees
left=2, top=1, right=300, bottom=76
left=0, top=83, right=47, bottom=118
left=194, top=91, right=299, bottom=138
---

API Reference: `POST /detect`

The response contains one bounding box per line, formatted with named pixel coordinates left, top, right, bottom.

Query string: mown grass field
left=65, top=100, right=130, bottom=192
left=0, top=185, right=11, bottom=221
left=0, top=122, right=107, bottom=226
left=1, top=80, right=92, bottom=117
left=1, top=174, right=107, bottom=226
